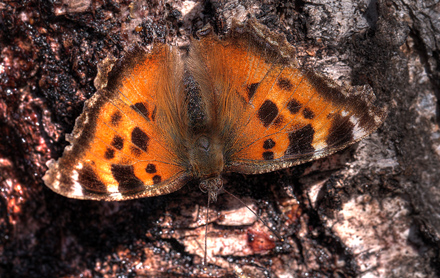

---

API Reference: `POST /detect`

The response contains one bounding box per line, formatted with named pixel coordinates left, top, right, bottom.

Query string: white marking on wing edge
left=349, top=115, right=359, bottom=126
left=52, top=172, right=61, bottom=190
left=350, top=115, right=368, bottom=140
left=70, top=170, right=84, bottom=197
left=107, top=184, right=119, bottom=193
left=71, top=182, right=84, bottom=197
left=110, top=192, right=123, bottom=199
left=312, top=140, right=328, bottom=151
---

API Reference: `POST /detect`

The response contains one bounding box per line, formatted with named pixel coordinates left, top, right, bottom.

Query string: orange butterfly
left=43, top=18, right=386, bottom=207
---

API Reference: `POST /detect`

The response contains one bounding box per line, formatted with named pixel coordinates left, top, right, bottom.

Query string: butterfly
left=43, top=18, right=386, bottom=207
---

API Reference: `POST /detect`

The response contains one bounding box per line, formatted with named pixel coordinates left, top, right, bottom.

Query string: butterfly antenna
left=222, top=188, right=283, bottom=242
left=204, top=194, right=211, bottom=268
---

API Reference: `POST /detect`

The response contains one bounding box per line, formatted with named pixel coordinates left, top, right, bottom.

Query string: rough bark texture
left=0, top=0, right=439, bottom=277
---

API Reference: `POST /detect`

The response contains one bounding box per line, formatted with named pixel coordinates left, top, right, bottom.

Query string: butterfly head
left=189, top=134, right=224, bottom=177
left=188, top=134, right=225, bottom=200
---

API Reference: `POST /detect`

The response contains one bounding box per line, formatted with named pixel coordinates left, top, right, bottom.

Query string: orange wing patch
left=43, top=45, right=189, bottom=201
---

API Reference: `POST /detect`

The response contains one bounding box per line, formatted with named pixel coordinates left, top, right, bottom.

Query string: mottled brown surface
left=1, top=0, right=439, bottom=277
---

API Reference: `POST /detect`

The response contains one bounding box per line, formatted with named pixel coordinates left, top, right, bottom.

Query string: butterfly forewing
left=189, top=19, right=386, bottom=175
left=43, top=45, right=189, bottom=201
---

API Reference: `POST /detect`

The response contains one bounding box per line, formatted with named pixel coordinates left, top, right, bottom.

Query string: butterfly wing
left=43, top=45, right=190, bottom=200
left=190, top=19, right=387, bottom=175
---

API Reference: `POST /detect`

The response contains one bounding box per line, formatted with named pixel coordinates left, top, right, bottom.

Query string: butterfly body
left=43, top=18, right=386, bottom=202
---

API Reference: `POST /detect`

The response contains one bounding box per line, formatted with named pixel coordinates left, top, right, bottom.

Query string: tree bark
left=0, top=0, right=439, bottom=277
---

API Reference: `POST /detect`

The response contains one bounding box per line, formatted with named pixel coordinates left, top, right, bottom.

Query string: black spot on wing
left=111, top=111, right=122, bottom=126
left=287, top=99, right=302, bottom=114
left=151, top=106, right=157, bottom=121
left=247, top=83, right=259, bottom=100
left=285, top=124, right=315, bottom=157
left=263, top=151, right=274, bottom=160
left=111, top=135, right=124, bottom=150
left=104, top=148, right=115, bottom=160
left=131, top=146, right=142, bottom=157
left=277, top=77, right=293, bottom=91
left=153, top=175, right=162, bottom=184
left=326, top=114, right=354, bottom=147
left=131, top=127, right=149, bottom=152
left=263, top=139, right=275, bottom=149
left=111, top=164, right=144, bottom=192
left=131, top=102, right=150, bottom=120
left=78, top=163, right=107, bottom=192
left=303, top=108, right=315, bottom=119
left=145, top=164, right=157, bottom=173
left=258, top=100, right=278, bottom=127
left=273, top=115, right=285, bottom=128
